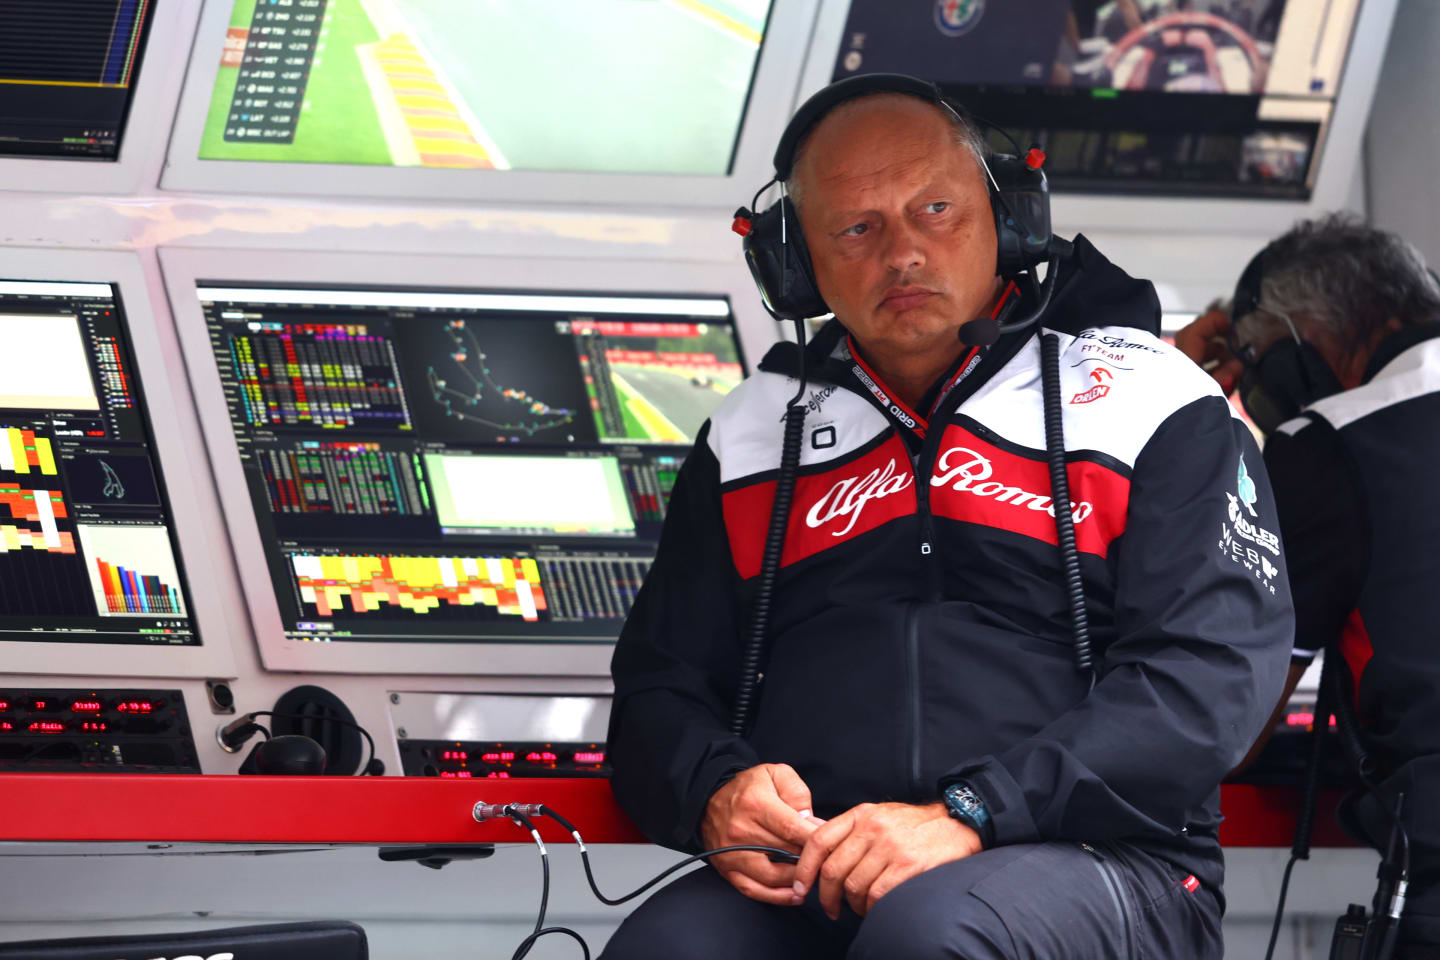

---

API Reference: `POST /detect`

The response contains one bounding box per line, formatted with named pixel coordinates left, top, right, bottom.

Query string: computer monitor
left=161, top=0, right=822, bottom=205
left=0, top=250, right=236, bottom=679
left=828, top=0, right=1358, bottom=200
left=0, top=0, right=157, bottom=160
left=799, top=0, right=1397, bottom=230
left=163, top=247, right=765, bottom=676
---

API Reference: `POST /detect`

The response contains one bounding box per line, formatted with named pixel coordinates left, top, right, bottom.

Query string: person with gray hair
left=1177, top=215, right=1440, bottom=958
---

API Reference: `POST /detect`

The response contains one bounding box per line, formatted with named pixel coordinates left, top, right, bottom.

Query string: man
left=1176, top=215, right=1440, bottom=956
left=603, top=79, right=1291, bottom=958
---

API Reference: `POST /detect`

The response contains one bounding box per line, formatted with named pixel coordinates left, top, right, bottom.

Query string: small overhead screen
left=0, top=280, right=199, bottom=647
left=195, top=0, right=774, bottom=175
left=0, top=0, right=156, bottom=159
left=833, top=0, right=1361, bottom=199
left=196, top=284, right=745, bottom=648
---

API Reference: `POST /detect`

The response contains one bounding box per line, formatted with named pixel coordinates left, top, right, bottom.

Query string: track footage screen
left=0, top=0, right=155, bottom=159
left=834, top=0, right=1361, bottom=198
left=199, top=285, right=743, bottom=644
left=197, top=0, right=773, bottom=175
left=0, top=281, right=198, bottom=646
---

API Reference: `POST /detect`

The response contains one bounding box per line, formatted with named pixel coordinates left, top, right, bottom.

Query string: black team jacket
left=608, top=236, right=1294, bottom=896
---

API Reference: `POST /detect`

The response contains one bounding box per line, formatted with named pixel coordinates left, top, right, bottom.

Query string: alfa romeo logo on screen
left=935, top=0, right=984, bottom=36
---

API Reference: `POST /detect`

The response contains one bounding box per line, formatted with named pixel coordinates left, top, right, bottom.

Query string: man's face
left=791, top=96, right=1000, bottom=359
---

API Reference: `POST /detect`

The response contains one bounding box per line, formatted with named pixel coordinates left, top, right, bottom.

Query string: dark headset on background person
left=1225, top=245, right=1346, bottom=435
left=729, top=72, right=1072, bottom=348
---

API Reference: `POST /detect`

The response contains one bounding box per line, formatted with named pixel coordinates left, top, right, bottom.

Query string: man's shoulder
left=706, top=371, right=890, bottom=485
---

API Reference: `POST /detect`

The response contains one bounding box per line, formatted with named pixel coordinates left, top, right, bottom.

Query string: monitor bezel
left=0, top=6, right=200, bottom=193
left=0, top=248, right=238, bottom=678
left=796, top=0, right=1398, bottom=233
left=159, top=246, right=773, bottom=676
left=160, top=0, right=819, bottom=205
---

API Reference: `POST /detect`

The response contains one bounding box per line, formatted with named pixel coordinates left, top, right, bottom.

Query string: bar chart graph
left=76, top=524, right=187, bottom=617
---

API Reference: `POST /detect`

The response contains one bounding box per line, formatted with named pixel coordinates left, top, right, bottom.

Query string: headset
left=730, top=73, right=1064, bottom=345
left=1228, top=244, right=1344, bottom=435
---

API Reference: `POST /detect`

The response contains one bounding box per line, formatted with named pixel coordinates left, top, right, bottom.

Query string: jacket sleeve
left=607, top=422, right=760, bottom=852
left=942, top=396, right=1295, bottom=845
left=1262, top=415, right=1366, bottom=661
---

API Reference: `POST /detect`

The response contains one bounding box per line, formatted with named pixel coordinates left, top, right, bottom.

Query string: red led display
left=525, top=751, right=558, bottom=763
left=0, top=721, right=12, bottom=731
left=29, top=721, right=65, bottom=733
left=486, top=771, right=511, bottom=779
left=0, top=701, right=9, bottom=711
left=81, top=721, right=108, bottom=732
left=71, top=700, right=103, bottom=713
left=573, top=751, right=606, bottom=764
left=481, top=751, right=516, bottom=763
left=116, top=700, right=155, bottom=714
left=30, top=700, right=48, bottom=711
left=1284, top=712, right=1337, bottom=728
left=441, top=750, right=468, bottom=761
left=438, top=770, right=475, bottom=779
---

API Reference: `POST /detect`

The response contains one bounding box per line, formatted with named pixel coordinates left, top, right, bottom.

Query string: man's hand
left=793, top=802, right=982, bottom=919
left=701, top=763, right=822, bottom=906
left=1174, top=306, right=1243, bottom=395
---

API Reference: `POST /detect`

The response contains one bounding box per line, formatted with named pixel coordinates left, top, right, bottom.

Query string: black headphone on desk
left=731, top=73, right=1061, bottom=341
left=1228, top=245, right=1344, bottom=434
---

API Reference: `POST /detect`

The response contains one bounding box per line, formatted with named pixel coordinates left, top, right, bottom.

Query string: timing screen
left=199, top=286, right=743, bottom=644
left=198, top=0, right=773, bottom=174
left=0, top=282, right=198, bottom=646
left=835, top=0, right=1361, bottom=198
left=0, top=0, right=155, bottom=159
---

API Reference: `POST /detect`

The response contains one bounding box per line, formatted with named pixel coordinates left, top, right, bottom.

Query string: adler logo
left=930, top=446, right=1094, bottom=522
left=806, top=457, right=914, bottom=537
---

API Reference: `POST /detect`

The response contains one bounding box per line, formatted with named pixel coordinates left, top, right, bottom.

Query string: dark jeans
left=600, top=840, right=1223, bottom=959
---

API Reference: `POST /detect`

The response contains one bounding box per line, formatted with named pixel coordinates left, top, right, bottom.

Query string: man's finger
left=793, top=809, right=857, bottom=895
left=769, top=763, right=814, bottom=814
left=708, top=851, right=796, bottom=889
left=722, top=868, right=806, bottom=906
left=1175, top=309, right=1231, bottom=363
left=1214, top=357, right=1245, bottom=395
left=817, top=834, right=872, bottom=921
left=841, top=847, right=891, bottom=917
left=752, top=792, right=822, bottom=848
left=865, top=864, right=914, bottom=915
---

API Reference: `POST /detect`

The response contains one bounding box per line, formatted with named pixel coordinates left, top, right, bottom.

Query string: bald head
left=787, top=93, right=988, bottom=210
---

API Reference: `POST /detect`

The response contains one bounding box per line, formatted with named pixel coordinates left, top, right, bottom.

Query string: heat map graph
left=229, top=322, right=412, bottom=430
left=0, top=427, right=58, bottom=476
left=291, top=553, right=547, bottom=621
left=0, top=484, right=74, bottom=554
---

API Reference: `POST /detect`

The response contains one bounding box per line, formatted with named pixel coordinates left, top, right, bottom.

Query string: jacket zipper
left=1079, top=843, right=1135, bottom=958
left=903, top=600, right=923, bottom=797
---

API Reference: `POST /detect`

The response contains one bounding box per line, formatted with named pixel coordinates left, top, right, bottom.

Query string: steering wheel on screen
left=1101, top=12, right=1267, bottom=94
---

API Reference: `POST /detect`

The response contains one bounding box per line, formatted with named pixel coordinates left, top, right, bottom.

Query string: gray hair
left=1252, top=213, right=1440, bottom=351
left=786, top=93, right=990, bottom=210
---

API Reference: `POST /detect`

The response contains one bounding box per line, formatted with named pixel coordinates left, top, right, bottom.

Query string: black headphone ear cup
left=1298, top=341, right=1344, bottom=400
left=987, top=154, right=1053, bottom=280
left=740, top=197, right=829, bottom=321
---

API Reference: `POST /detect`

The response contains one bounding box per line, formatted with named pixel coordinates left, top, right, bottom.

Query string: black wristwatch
left=943, top=781, right=995, bottom=848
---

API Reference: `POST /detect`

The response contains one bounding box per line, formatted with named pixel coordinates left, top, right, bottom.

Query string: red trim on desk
left=0, top=775, right=646, bottom=845
left=0, top=776, right=1353, bottom=849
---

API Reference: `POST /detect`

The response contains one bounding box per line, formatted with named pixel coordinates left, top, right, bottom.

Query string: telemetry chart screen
left=0, top=280, right=199, bottom=645
left=0, top=0, right=156, bottom=159
left=199, top=285, right=744, bottom=644
left=197, top=0, right=774, bottom=175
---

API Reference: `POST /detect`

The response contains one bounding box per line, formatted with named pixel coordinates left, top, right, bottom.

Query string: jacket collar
left=1362, top=323, right=1440, bottom=384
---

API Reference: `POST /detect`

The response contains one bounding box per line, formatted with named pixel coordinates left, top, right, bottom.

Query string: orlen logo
left=1070, top=384, right=1110, bottom=404
left=806, top=458, right=914, bottom=536
left=930, top=446, right=1094, bottom=522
